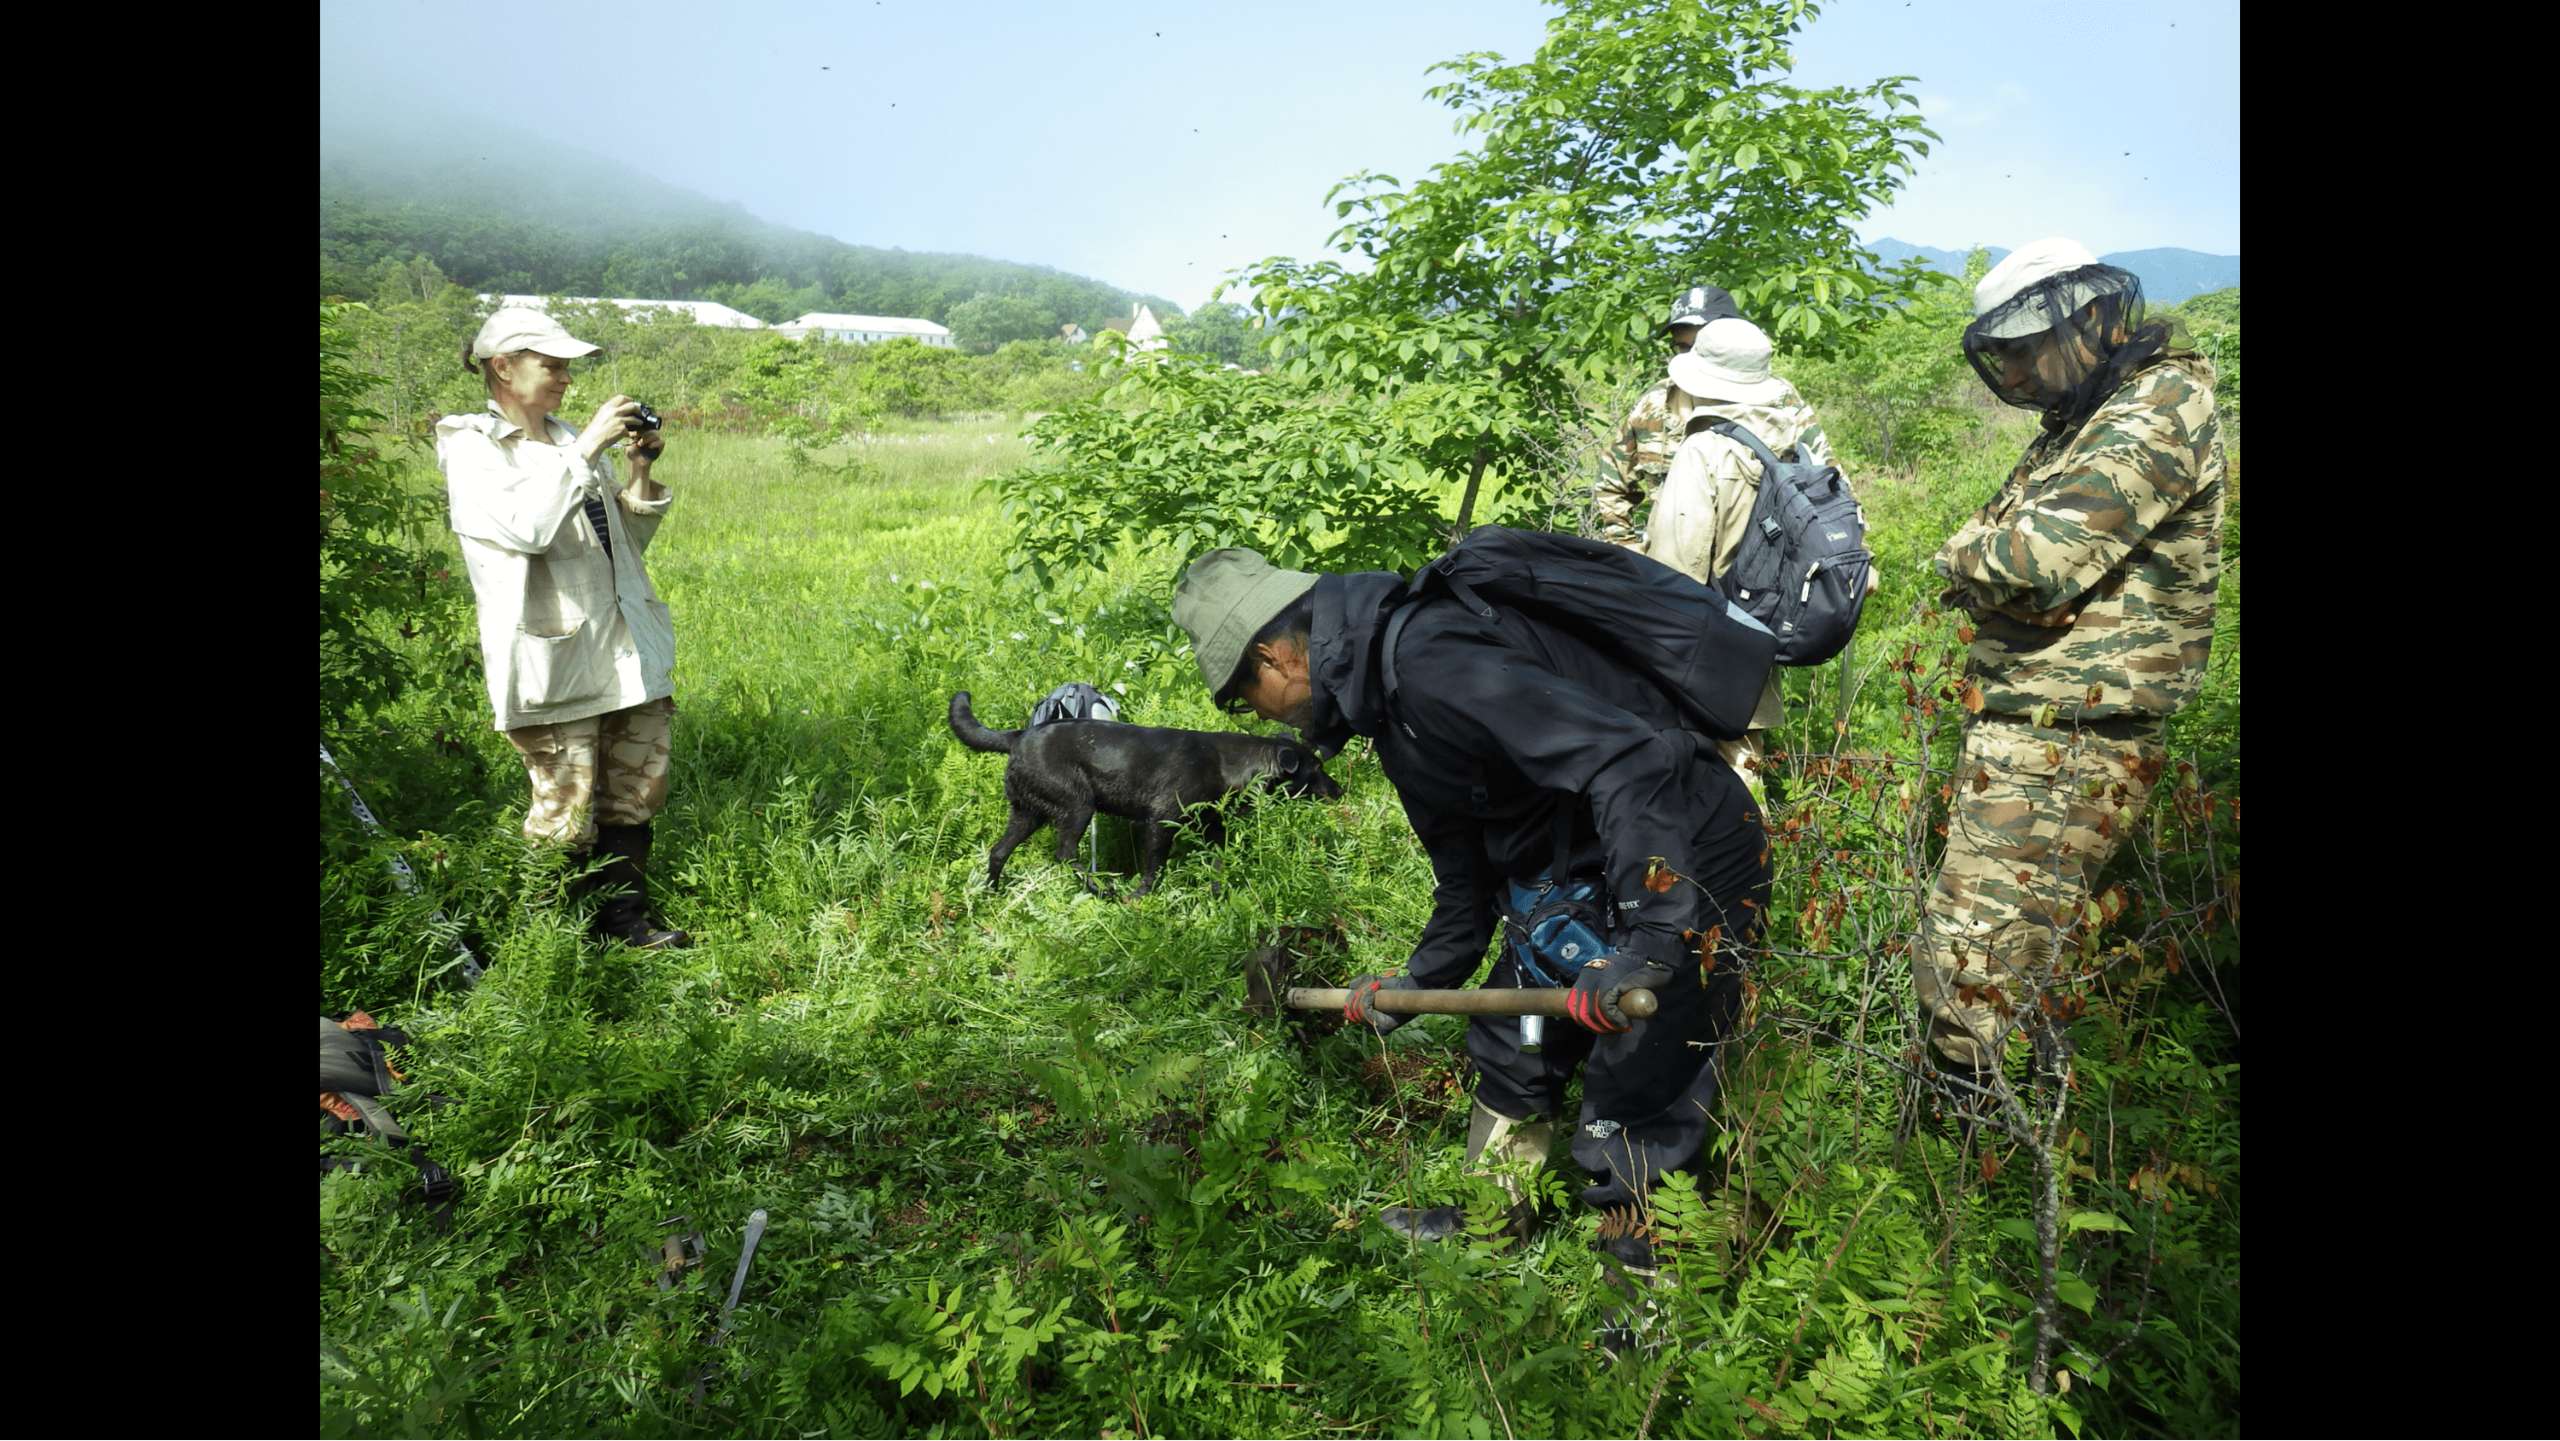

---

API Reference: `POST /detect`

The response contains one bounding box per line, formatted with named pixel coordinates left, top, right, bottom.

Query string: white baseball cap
left=1971, top=238, right=2125, bottom=339
left=470, top=306, right=602, bottom=361
left=1668, top=318, right=1790, bottom=406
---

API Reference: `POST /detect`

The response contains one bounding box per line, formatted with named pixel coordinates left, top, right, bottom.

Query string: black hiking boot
left=1592, top=1211, right=1664, bottom=1360
left=590, top=823, right=691, bottom=950
left=1378, top=1199, right=1541, bottom=1247
left=1378, top=1205, right=1464, bottom=1243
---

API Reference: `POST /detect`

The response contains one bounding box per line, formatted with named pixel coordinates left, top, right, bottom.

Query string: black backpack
left=1382, top=526, right=1777, bottom=741
left=1702, top=420, right=1872, bottom=666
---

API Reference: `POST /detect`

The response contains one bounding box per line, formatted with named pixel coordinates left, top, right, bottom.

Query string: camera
left=628, top=403, right=662, bottom=433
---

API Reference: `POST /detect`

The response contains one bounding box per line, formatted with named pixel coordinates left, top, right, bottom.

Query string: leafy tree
left=1004, top=0, right=1940, bottom=581
left=1007, top=354, right=1449, bottom=586
left=853, top=336, right=976, bottom=418
left=319, top=303, right=473, bottom=736
left=729, top=333, right=877, bottom=465
left=2162, top=287, right=2239, bottom=425
left=1791, top=248, right=1983, bottom=468
left=946, top=291, right=1056, bottom=354
left=1159, top=301, right=1260, bottom=368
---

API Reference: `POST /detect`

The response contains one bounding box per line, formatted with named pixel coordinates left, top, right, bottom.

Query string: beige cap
left=1971, top=238, right=2123, bottom=339
left=1668, top=318, right=1790, bottom=406
left=470, top=306, right=602, bottom=361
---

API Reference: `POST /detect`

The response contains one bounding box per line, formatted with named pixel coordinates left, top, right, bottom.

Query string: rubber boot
left=1926, top=1049, right=2000, bottom=1148
left=590, top=822, right=691, bottom=950
left=1377, top=1103, right=1553, bottom=1245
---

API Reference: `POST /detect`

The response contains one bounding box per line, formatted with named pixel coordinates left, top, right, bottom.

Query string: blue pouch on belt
left=1503, top=875, right=1615, bottom=987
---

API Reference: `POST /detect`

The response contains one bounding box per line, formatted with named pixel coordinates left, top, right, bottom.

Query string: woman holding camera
left=435, top=306, right=690, bottom=950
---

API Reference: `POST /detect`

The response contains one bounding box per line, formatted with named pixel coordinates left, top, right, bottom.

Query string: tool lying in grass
left=689, top=1207, right=771, bottom=1408
left=655, top=1216, right=707, bottom=1291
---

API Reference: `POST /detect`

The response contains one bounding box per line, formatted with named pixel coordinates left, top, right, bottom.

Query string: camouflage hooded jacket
left=1934, top=353, right=2226, bottom=724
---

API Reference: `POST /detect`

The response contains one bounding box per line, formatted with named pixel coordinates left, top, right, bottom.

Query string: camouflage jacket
left=1604, top=380, right=1696, bottom=488
left=1934, top=353, right=2226, bottom=723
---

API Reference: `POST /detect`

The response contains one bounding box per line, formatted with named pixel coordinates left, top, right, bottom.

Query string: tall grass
left=323, top=407, right=2239, bottom=1438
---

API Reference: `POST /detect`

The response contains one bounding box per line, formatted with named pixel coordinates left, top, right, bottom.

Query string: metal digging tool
left=689, top=1207, right=771, bottom=1408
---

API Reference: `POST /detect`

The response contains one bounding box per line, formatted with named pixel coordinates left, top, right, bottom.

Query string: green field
left=322, top=406, right=2239, bottom=1438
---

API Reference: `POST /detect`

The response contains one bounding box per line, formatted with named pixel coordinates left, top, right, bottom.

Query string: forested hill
left=319, top=122, right=1183, bottom=333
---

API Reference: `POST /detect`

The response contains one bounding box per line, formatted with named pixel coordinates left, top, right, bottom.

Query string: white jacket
left=435, top=404, right=676, bottom=732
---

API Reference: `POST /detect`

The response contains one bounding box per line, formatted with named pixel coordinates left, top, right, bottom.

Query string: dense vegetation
left=321, top=4, right=2237, bottom=1435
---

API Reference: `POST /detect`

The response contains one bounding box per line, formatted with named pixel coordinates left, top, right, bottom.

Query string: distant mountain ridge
left=318, top=118, right=1183, bottom=332
left=1865, top=238, right=2239, bottom=305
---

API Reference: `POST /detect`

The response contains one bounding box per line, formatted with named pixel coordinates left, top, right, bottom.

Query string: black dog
left=948, top=691, right=1342, bottom=896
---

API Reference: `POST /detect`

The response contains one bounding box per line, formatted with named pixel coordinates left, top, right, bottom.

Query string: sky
left=319, top=0, right=2238, bottom=314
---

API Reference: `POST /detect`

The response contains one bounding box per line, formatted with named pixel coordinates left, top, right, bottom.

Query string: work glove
left=1565, top=957, right=1677, bottom=1034
left=1344, top=972, right=1421, bottom=1035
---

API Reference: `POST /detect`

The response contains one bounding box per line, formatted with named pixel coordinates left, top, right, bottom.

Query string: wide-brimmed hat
left=1172, top=549, right=1321, bottom=694
left=1668, top=318, right=1791, bottom=406
left=470, top=306, right=602, bottom=361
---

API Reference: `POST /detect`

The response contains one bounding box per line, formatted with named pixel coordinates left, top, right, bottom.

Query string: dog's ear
left=1277, top=746, right=1302, bottom=774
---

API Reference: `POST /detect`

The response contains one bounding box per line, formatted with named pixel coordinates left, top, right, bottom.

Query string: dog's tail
left=948, top=691, right=1019, bottom=753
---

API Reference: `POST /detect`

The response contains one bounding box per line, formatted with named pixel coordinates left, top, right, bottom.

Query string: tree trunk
left=1452, top=444, right=1493, bottom=539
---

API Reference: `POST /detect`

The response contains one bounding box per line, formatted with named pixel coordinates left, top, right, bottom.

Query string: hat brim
left=1670, top=353, right=1789, bottom=407
left=1191, top=568, right=1320, bottom=696
left=522, top=336, right=602, bottom=358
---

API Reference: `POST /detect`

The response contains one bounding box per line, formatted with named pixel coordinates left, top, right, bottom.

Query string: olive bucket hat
left=1171, top=548, right=1321, bottom=696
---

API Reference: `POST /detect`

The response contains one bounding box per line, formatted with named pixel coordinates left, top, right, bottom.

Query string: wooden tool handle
left=1285, top=985, right=1657, bottom=1019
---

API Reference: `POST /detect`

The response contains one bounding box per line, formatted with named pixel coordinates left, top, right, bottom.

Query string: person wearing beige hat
left=1917, top=237, right=2226, bottom=1112
left=1171, top=544, right=1770, bottom=1324
left=1642, top=317, right=1865, bottom=798
left=434, top=306, right=690, bottom=950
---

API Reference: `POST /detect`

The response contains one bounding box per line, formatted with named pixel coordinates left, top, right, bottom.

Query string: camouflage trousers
left=503, top=697, right=676, bottom=848
left=1590, top=463, right=1663, bottom=546
left=1915, top=715, right=2161, bottom=1070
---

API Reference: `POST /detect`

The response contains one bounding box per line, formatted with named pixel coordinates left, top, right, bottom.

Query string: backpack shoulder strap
left=1379, top=599, right=1421, bottom=741
left=1707, top=420, right=1795, bottom=598
left=1707, top=418, right=1782, bottom=473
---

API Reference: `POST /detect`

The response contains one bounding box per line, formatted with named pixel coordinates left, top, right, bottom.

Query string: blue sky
left=320, top=0, right=2237, bottom=313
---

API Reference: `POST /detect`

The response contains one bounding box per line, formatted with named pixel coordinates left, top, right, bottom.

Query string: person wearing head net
left=1919, top=239, right=2227, bottom=1105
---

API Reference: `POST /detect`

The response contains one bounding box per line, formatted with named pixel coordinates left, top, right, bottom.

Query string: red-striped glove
left=1566, top=957, right=1676, bottom=1034
left=1344, top=973, right=1419, bottom=1034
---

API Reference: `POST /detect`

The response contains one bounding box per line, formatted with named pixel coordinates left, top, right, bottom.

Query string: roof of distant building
left=486, top=295, right=769, bottom=330
left=779, top=312, right=953, bottom=337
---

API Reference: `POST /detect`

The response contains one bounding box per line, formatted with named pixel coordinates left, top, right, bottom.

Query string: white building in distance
left=775, top=313, right=956, bottom=347
left=1125, top=303, right=1166, bottom=353
left=484, top=295, right=770, bottom=329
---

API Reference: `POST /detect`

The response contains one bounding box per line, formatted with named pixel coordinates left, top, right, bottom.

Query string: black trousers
left=1464, top=762, right=1768, bottom=1212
